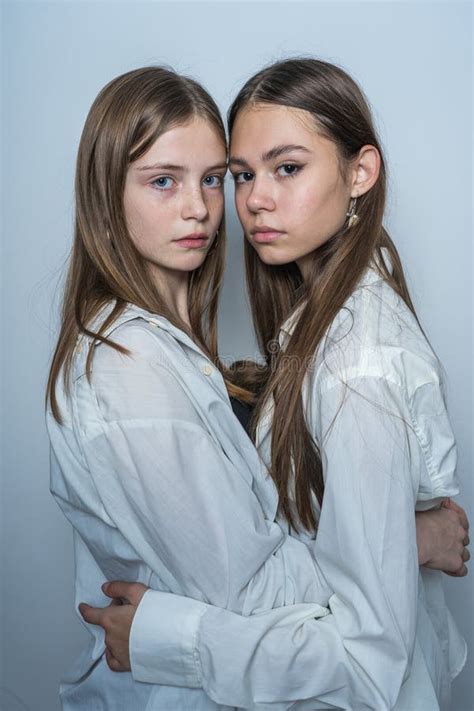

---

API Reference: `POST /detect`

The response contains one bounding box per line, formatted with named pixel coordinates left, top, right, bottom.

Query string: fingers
left=102, top=581, right=148, bottom=605
left=78, top=598, right=124, bottom=631
left=442, top=499, right=470, bottom=531
left=79, top=603, right=106, bottom=626
left=105, top=648, right=127, bottom=672
left=446, top=564, right=468, bottom=578
left=459, top=564, right=468, bottom=576
left=444, top=503, right=470, bottom=545
left=110, top=597, right=124, bottom=607
left=443, top=546, right=470, bottom=577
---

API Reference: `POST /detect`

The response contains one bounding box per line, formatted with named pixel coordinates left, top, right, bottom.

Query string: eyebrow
left=136, top=162, right=228, bottom=172
left=229, top=144, right=311, bottom=168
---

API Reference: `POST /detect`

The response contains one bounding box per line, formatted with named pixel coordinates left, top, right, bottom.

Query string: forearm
left=130, top=591, right=404, bottom=710
left=130, top=378, right=420, bottom=708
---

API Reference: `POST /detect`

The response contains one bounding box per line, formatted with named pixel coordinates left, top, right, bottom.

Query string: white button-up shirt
left=48, top=258, right=466, bottom=710
left=130, top=261, right=466, bottom=710
left=48, top=303, right=330, bottom=710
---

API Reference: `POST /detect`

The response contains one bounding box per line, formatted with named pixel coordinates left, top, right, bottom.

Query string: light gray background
left=1, top=1, right=472, bottom=709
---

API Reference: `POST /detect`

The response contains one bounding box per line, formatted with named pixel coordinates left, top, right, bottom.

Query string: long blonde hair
left=229, top=58, right=419, bottom=531
left=48, top=66, right=249, bottom=422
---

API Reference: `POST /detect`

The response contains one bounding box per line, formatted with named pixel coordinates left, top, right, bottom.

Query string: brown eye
left=277, top=164, right=300, bottom=177
left=234, top=171, right=254, bottom=184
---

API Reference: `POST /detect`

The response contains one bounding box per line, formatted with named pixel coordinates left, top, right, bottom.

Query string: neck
left=150, top=265, right=191, bottom=327
left=295, top=254, right=313, bottom=284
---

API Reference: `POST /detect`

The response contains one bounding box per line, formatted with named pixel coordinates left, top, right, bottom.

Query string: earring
left=346, top=197, right=359, bottom=228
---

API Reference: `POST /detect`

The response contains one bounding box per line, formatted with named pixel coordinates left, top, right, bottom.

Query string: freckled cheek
left=234, top=191, right=249, bottom=224
left=207, top=192, right=225, bottom=225
left=124, top=201, right=148, bottom=243
left=128, top=201, right=173, bottom=249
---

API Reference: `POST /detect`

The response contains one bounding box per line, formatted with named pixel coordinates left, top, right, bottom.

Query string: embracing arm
left=73, top=322, right=328, bottom=614
left=77, top=326, right=467, bottom=708
left=106, top=366, right=464, bottom=710
left=81, top=499, right=468, bottom=676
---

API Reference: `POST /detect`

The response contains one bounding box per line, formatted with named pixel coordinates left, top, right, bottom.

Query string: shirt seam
left=192, top=606, right=208, bottom=688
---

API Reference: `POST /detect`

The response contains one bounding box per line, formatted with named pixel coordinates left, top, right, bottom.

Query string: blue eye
left=152, top=176, right=174, bottom=190
left=277, top=164, right=300, bottom=177
left=233, top=171, right=254, bottom=184
left=203, top=175, right=223, bottom=188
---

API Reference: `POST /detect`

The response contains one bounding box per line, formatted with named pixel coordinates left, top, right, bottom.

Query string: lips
left=250, top=226, right=284, bottom=244
left=174, top=233, right=209, bottom=249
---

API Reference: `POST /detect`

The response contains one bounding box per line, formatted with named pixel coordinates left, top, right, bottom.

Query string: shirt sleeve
left=74, top=322, right=330, bottom=647
left=130, top=364, right=450, bottom=710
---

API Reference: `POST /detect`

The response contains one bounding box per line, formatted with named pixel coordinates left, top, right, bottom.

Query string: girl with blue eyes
left=47, top=64, right=468, bottom=710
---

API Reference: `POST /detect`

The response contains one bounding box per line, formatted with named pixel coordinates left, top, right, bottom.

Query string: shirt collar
left=84, top=301, right=205, bottom=357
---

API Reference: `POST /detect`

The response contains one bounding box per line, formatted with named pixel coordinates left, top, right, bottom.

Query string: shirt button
left=148, top=320, right=158, bottom=327
left=202, top=364, right=213, bottom=376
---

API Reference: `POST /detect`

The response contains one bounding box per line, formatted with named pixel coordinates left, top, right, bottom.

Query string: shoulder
left=309, top=281, right=458, bottom=499
left=91, top=318, right=167, bottom=372
left=72, top=308, right=190, bottom=427
left=317, top=276, right=441, bottom=397
left=73, top=303, right=177, bottom=379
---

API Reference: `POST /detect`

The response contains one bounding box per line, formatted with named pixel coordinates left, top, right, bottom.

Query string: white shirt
left=48, top=303, right=330, bottom=710
left=127, top=259, right=466, bottom=710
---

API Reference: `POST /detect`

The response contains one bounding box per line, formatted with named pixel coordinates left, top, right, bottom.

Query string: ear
left=349, top=145, right=380, bottom=198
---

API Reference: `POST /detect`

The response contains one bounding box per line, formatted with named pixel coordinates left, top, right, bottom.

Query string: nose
left=246, top=175, right=276, bottom=213
left=181, top=185, right=209, bottom=222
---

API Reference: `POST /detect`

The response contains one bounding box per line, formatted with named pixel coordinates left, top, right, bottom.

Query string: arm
left=75, top=322, right=329, bottom=613
left=120, top=371, right=459, bottom=709
left=82, top=500, right=468, bottom=672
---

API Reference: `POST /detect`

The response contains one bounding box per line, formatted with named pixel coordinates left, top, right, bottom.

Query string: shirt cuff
left=130, top=589, right=207, bottom=686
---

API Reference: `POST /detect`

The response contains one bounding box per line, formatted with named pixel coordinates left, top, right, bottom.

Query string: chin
left=253, top=245, right=295, bottom=267
left=176, top=252, right=209, bottom=271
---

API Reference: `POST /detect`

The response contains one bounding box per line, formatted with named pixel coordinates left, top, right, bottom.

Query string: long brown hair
left=48, top=66, right=249, bottom=422
left=229, top=58, right=419, bottom=531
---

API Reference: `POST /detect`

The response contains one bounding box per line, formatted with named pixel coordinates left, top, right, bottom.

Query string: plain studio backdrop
left=1, top=1, right=472, bottom=709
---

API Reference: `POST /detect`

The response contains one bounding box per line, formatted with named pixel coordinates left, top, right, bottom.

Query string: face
left=230, top=104, right=354, bottom=274
left=123, top=116, right=226, bottom=286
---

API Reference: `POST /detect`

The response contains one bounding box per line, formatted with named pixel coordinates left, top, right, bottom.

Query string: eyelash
left=150, top=175, right=224, bottom=191
left=151, top=176, right=174, bottom=190
left=233, top=164, right=303, bottom=184
left=277, top=163, right=301, bottom=178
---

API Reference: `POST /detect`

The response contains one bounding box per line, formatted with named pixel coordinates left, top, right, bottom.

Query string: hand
left=416, top=499, right=470, bottom=577
left=79, top=581, right=149, bottom=672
